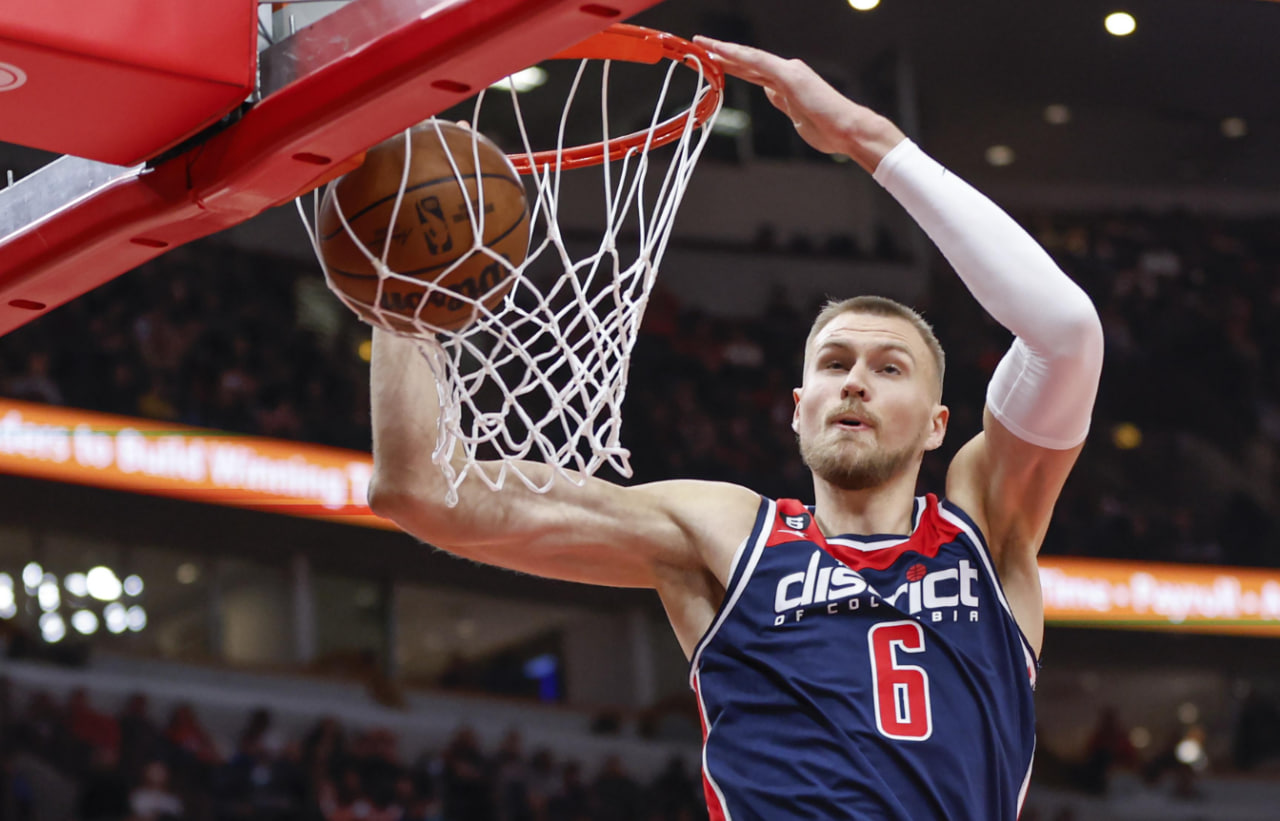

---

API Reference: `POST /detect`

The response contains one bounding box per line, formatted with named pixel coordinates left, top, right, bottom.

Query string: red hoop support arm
left=0, top=0, right=663, bottom=337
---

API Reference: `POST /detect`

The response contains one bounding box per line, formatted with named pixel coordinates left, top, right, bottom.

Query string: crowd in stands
left=0, top=682, right=706, bottom=821
left=3, top=212, right=1280, bottom=566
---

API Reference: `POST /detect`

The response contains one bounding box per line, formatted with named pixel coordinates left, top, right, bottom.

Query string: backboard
left=0, top=0, right=665, bottom=337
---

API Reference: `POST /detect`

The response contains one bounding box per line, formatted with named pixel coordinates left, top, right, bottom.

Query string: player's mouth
left=831, top=415, right=873, bottom=430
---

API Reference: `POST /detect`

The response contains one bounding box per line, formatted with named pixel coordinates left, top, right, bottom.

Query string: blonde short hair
left=805, top=296, right=945, bottom=395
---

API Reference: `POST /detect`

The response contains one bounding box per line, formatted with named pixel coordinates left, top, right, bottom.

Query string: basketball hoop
left=507, top=25, right=724, bottom=173
left=298, top=24, right=724, bottom=505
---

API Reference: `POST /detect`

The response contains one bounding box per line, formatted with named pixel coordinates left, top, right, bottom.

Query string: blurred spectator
left=78, top=746, right=131, bottom=821
left=2, top=352, right=62, bottom=405
left=441, top=727, right=492, bottom=821
left=1233, top=688, right=1280, bottom=771
left=164, top=705, right=219, bottom=766
left=648, top=757, right=700, bottom=821
left=1072, top=707, right=1137, bottom=795
left=590, top=756, right=642, bottom=821
left=66, top=689, right=121, bottom=767
left=119, top=694, right=163, bottom=784
left=547, top=761, right=589, bottom=821
left=130, top=761, right=184, bottom=821
left=492, top=730, right=532, bottom=821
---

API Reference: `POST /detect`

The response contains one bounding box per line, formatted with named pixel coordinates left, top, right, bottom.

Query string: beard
left=799, top=427, right=921, bottom=491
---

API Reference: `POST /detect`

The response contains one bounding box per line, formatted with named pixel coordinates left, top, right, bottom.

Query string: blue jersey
left=690, top=494, right=1038, bottom=820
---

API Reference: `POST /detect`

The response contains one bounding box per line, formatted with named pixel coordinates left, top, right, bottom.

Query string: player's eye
left=880, top=364, right=902, bottom=375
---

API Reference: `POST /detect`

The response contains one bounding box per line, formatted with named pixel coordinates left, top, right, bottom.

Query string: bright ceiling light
left=0, top=572, right=11, bottom=590
left=123, top=575, right=144, bottom=596
left=1043, top=104, right=1072, bottom=125
left=126, top=605, right=148, bottom=632
left=23, top=562, right=42, bottom=591
left=72, top=610, right=100, bottom=635
left=985, top=145, right=1016, bottom=167
left=712, top=108, right=751, bottom=137
left=87, top=566, right=123, bottom=601
left=1221, top=117, right=1248, bottom=139
left=1175, top=738, right=1202, bottom=765
left=65, top=572, right=89, bottom=597
left=847, top=0, right=880, bottom=10
left=39, top=612, right=66, bottom=643
left=491, top=66, right=548, bottom=94
left=38, top=577, right=60, bottom=611
left=1105, top=12, right=1136, bottom=36
left=104, top=602, right=128, bottom=634
left=0, top=579, right=15, bottom=619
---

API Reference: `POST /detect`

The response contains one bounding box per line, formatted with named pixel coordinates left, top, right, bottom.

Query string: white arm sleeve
left=873, top=139, right=1104, bottom=449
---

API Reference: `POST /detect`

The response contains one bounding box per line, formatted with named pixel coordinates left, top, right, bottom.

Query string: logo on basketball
left=415, top=195, right=453, bottom=255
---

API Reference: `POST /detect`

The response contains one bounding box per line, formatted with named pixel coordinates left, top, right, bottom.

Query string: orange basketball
left=318, top=121, right=530, bottom=333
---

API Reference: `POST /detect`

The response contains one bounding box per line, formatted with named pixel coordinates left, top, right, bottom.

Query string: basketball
left=317, top=121, right=530, bottom=333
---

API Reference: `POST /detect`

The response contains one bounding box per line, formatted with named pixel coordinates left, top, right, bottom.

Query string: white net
left=297, top=35, right=721, bottom=505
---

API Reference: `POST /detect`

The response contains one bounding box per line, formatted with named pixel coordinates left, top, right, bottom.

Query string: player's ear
left=791, top=388, right=802, bottom=433
left=923, top=403, right=949, bottom=451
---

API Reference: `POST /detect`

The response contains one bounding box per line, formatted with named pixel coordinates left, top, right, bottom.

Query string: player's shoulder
left=630, top=479, right=762, bottom=529
left=628, top=479, right=763, bottom=574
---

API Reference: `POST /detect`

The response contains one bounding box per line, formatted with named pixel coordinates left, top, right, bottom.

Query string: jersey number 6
left=868, top=620, right=933, bottom=741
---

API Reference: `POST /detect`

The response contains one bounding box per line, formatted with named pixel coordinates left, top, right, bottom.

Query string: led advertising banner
left=5, top=399, right=1280, bottom=636
left=1038, top=556, right=1280, bottom=637
left=0, top=398, right=391, bottom=529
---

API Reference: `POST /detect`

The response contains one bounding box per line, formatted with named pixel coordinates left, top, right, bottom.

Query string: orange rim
left=505, top=24, right=724, bottom=175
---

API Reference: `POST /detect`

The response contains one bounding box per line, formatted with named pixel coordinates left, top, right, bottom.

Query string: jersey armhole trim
left=938, top=499, right=1041, bottom=671
left=687, top=497, right=775, bottom=689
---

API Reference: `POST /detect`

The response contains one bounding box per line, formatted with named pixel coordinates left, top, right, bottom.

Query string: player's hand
left=693, top=36, right=906, bottom=173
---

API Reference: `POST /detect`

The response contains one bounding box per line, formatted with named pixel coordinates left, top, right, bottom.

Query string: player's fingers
left=694, top=36, right=788, bottom=81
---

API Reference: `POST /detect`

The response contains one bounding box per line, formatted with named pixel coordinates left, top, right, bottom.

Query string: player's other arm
left=366, top=330, right=759, bottom=589
left=873, top=143, right=1102, bottom=655
left=696, top=37, right=1102, bottom=565
left=869, top=141, right=1102, bottom=560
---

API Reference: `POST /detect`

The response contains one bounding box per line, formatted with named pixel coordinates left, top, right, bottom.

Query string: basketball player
left=367, top=37, right=1103, bottom=820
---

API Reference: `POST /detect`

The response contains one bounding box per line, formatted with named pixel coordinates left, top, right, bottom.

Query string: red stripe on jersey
left=773, top=495, right=963, bottom=573
left=693, top=674, right=729, bottom=821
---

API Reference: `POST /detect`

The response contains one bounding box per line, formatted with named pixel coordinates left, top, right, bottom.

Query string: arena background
left=3, top=1, right=1280, bottom=819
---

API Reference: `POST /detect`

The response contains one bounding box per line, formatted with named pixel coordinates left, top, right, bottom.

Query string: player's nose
left=840, top=363, right=870, bottom=399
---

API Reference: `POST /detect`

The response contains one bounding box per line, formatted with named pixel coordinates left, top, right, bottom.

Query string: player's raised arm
left=696, top=36, right=1103, bottom=563
left=366, top=329, right=758, bottom=589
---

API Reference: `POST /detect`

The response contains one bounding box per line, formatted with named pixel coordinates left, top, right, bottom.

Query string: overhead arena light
left=1105, top=12, right=1136, bottom=37
left=1221, top=117, right=1248, bottom=139
left=126, top=605, right=148, bottom=632
left=38, top=576, right=60, bottom=611
left=87, top=566, right=123, bottom=601
left=712, top=107, right=751, bottom=137
left=65, top=572, right=89, bottom=597
left=490, top=66, right=548, bottom=93
left=39, top=612, right=66, bottom=644
left=123, top=574, right=145, bottom=596
left=1043, top=104, right=1072, bottom=125
left=72, top=609, right=100, bottom=636
left=984, top=145, right=1016, bottom=167
left=0, top=575, right=15, bottom=619
left=847, top=0, right=880, bottom=10
left=104, top=602, right=128, bottom=634
left=23, top=562, right=43, bottom=592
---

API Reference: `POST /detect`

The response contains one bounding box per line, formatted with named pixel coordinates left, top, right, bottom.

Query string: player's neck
left=810, top=471, right=919, bottom=538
